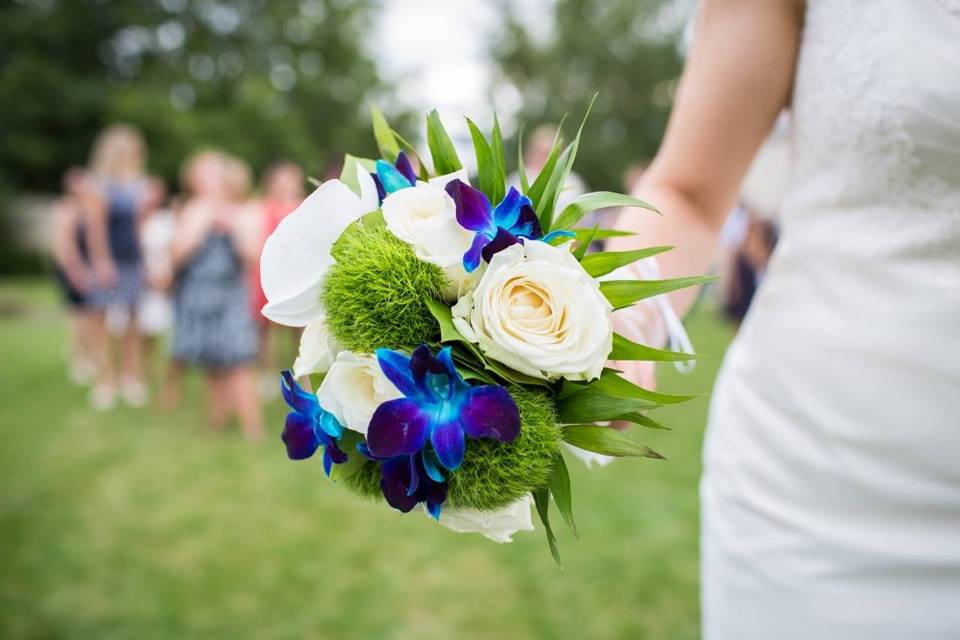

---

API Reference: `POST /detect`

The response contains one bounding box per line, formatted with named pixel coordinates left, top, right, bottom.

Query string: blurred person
left=171, top=151, right=263, bottom=438
left=51, top=166, right=97, bottom=385
left=609, top=1, right=960, bottom=637
left=720, top=211, right=777, bottom=327
left=248, top=160, right=305, bottom=390
left=84, top=124, right=161, bottom=409
left=138, top=187, right=177, bottom=374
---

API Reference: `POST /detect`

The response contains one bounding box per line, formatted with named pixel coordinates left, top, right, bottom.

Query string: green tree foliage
left=492, top=0, right=686, bottom=191
left=0, top=0, right=406, bottom=191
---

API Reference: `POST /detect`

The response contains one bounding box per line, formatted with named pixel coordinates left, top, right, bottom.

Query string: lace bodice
left=782, top=0, right=960, bottom=293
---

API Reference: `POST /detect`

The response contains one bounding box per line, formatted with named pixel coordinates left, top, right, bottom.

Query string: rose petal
left=461, top=385, right=520, bottom=442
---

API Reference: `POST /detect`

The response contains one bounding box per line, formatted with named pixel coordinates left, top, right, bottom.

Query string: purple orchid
left=366, top=345, right=521, bottom=472
left=371, top=151, right=418, bottom=201
left=280, top=370, right=348, bottom=475
left=444, top=179, right=576, bottom=272
left=357, top=443, right=448, bottom=520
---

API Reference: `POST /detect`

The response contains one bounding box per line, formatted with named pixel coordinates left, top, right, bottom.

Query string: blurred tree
left=0, top=0, right=407, bottom=192
left=491, top=0, right=687, bottom=192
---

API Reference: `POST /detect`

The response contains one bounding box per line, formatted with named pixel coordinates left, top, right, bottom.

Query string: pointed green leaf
left=525, top=116, right=566, bottom=212
left=533, top=486, right=562, bottom=567
left=423, top=296, right=461, bottom=344
left=371, top=105, right=400, bottom=162
left=516, top=123, right=529, bottom=194
left=548, top=454, right=577, bottom=538
left=561, top=425, right=665, bottom=459
left=613, top=412, right=671, bottom=430
left=591, top=369, right=695, bottom=404
left=572, top=228, right=635, bottom=241
left=572, top=225, right=599, bottom=260
left=554, top=191, right=659, bottom=231
left=491, top=114, right=507, bottom=204
left=579, top=246, right=673, bottom=277
left=538, top=94, right=598, bottom=231
left=426, top=109, right=462, bottom=176
left=556, top=386, right=659, bottom=424
left=600, top=275, right=717, bottom=310
left=466, top=117, right=499, bottom=204
left=609, top=332, right=700, bottom=362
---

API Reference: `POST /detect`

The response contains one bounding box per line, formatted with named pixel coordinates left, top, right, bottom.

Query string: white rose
left=291, top=315, right=341, bottom=378
left=381, top=171, right=477, bottom=300
left=317, top=351, right=402, bottom=435
left=431, top=495, right=535, bottom=543
left=452, top=240, right=613, bottom=381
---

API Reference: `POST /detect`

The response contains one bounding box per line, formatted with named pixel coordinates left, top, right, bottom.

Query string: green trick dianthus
left=323, top=219, right=446, bottom=353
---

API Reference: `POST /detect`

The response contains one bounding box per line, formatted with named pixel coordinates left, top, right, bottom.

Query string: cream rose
left=316, top=351, right=402, bottom=435
left=451, top=240, right=613, bottom=381
left=291, top=315, right=341, bottom=379
left=431, top=495, right=535, bottom=543
left=381, top=171, right=477, bottom=299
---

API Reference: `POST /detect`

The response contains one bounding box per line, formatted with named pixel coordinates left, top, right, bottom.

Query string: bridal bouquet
left=260, top=102, right=708, bottom=563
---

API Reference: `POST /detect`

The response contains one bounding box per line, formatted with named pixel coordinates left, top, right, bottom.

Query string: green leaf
left=612, top=412, right=670, bottom=430
left=579, top=246, right=673, bottom=278
left=465, top=117, right=501, bottom=204
left=371, top=105, right=400, bottom=162
left=590, top=369, right=695, bottom=405
left=426, top=109, right=462, bottom=175
left=600, top=275, right=717, bottom=310
left=609, top=332, right=700, bottom=362
left=548, top=454, right=577, bottom=538
left=537, top=94, right=598, bottom=231
left=572, top=225, right=599, bottom=260
left=572, top=228, right=635, bottom=241
left=525, top=116, right=565, bottom=212
left=516, top=123, right=529, bottom=194
left=556, top=386, right=660, bottom=424
left=423, top=296, right=461, bottom=343
left=554, top=191, right=659, bottom=231
left=533, top=487, right=562, bottom=567
left=339, top=154, right=376, bottom=196
left=561, top=425, right=665, bottom=459
left=491, top=114, right=508, bottom=204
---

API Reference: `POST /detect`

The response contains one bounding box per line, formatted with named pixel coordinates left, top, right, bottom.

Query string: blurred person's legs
left=159, top=358, right=184, bottom=411
left=229, top=365, right=264, bottom=440
left=89, top=310, right=115, bottom=409
left=119, top=309, right=147, bottom=407
left=205, top=369, right=230, bottom=431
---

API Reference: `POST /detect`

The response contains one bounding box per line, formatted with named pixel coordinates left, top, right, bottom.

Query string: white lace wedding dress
left=701, top=1, right=960, bottom=638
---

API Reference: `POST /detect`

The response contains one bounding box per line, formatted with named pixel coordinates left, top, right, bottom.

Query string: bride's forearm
left=608, top=178, right=724, bottom=317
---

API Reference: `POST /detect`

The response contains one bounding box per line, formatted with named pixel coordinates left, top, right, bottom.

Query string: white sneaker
left=90, top=385, right=116, bottom=410
left=120, top=379, right=148, bottom=408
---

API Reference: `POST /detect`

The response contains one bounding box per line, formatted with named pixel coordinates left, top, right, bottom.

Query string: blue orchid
left=366, top=345, right=520, bottom=472
left=279, top=370, right=348, bottom=475
left=357, top=443, right=448, bottom=520
left=371, top=151, right=418, bottom=201
left=444, top=179, right=576, bottom=272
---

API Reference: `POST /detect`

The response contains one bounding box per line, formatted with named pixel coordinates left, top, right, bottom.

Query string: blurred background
left=0, top=0, right=782, bottom=637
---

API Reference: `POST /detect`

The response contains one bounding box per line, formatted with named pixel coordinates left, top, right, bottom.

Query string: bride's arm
left=609, top=0, right=803, bottom=315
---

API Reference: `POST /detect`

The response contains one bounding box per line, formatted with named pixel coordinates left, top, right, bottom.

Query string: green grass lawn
left=0, top=277, right=732, bottom=640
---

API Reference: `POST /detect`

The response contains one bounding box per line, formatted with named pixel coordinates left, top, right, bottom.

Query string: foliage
left=323, top=215, right=446, bottom=353
left=492, top=0, right=686, bottom=191
left=0, top=0, right=410, bottom=191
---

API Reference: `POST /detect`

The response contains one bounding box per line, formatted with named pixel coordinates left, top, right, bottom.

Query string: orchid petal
left=367, top=398, right=432, bottom=458
left=406, top=454, right=420, bottom=497
left=375, top=348, right=418, bottom=397
left=426, top=479, right=448, bottom=519
left=426, top=499, right=442, bottom=521
left=492, top=187, right=530, bottom=230
left=422, top=450, right=445, bottom=483
left=376, top=160, right=413, bottom=194
left=445, top=179, right=493, bottom=232
left=282, top=412, right=321, bottom=460
left=260, top=179, right=364, bottom=326
left=318, top=411, right=343, bottom=439
left=512, top=203, right=543, bottom=239
left=480, top=227, right=521, bottom=264
left=462, top=233, right=488, bottom=273
left=394, top=152, right=418, bottom=186
left=280, top=371, right=319, bottom=419
left=322, top=447, right=335, bottom=476
left=370, top=173, right=386, bottom=202
left=461, top=385, right=520, bottom=442
left=380, top=457, right=420, bottom=513
left=327, top=441, right=348, bottom=464
left=431, top=420, right=466, bottom=470
left=436, top=347, right=466, bottom=398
